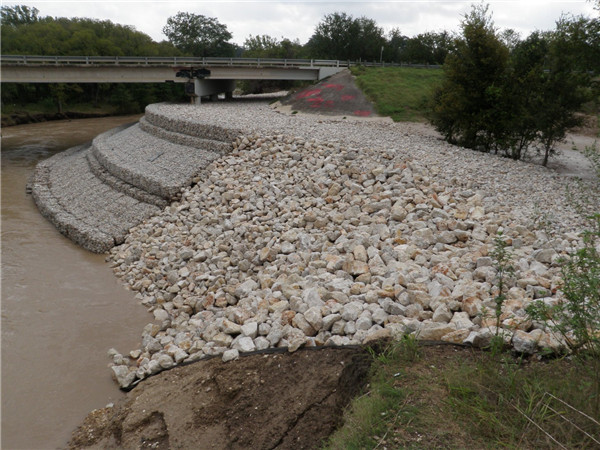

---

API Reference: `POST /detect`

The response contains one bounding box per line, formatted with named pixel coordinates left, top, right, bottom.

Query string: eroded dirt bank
left=69, top=347, right=370, bottom=449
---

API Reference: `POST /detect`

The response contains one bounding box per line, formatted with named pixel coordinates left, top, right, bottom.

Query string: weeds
left=326, top=339, right=415, bottom=450
left=584, top=142, right=600, bottom=179
left=527, top=140, right=600, bottom=414
left=444, top=352, right=600, bottom=448
left=325, top=345, right=600, bottom=449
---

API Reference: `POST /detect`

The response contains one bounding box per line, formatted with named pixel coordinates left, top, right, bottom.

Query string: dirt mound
left=69, top=347, right=371, bottom=449
left=275, top=69, right=378, bottom=118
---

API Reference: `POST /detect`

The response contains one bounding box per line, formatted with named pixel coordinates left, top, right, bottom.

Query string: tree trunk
left=543, top=146, right=550, bottom=166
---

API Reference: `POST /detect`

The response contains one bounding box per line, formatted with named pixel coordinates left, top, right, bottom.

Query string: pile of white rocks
left=107, top=128, right=594, bottom=389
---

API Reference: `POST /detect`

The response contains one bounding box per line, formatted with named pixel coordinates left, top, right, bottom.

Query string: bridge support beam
left=193, top=79, right=236, bottom=105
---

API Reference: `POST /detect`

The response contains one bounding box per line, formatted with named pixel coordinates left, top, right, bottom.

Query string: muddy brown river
left=1, top=116, right=151, bottom=449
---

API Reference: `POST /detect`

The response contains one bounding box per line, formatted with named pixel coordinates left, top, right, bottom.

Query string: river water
left=1, top=116, right=151, bottom=449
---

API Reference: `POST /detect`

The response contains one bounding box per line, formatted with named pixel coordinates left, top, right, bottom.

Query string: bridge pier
left=193, top=79, right=236, bottom=105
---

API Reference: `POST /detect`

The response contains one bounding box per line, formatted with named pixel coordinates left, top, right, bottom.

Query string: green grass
left=324, top=342, right=600, bottom=449
left=350, top=66, right=443, bottom=122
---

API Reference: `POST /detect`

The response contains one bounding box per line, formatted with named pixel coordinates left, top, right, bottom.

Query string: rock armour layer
left=103, top=101, right=599, bottom=389
left=31, top=108, right=232, bottom=253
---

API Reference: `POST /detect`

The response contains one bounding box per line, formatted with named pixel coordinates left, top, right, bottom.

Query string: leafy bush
left=527, top=216, right=600, bottom=356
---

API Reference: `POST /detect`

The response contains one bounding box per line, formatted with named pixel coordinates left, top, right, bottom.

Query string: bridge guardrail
left=0, top=55, right=441, bottom=70
left=0, top=55, right=346, bottom=68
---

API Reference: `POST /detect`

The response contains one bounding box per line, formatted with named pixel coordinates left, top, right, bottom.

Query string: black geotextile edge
left=121, top=340, right=470, bottom=392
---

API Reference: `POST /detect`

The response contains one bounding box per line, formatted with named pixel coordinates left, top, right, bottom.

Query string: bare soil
left=276, top=70, right=378, bottom=118
left=69, top=347, right=371, bottom=449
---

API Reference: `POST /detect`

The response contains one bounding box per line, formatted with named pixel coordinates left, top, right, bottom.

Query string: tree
left=162, top=12, right=233, bottom=57
left=1, top=12, right=184, bottom=113
left=354, top=16, right=387, bottom=62
left=552, top=14, right=600, bottom=73
left=243, top=35, right=303, bottom=59
left=383, top=28, right=408, bottom=62
left=498, top=27, right=589, bottom=165
left=536, top=26, right=589, bottom=165
left=498, top=32, right=550, bottom=160
left=499, top=28, right=521, bottom=53
left=306, top=12, right=386, bottom=61
left=0, top=5, right=40, bottom=26
left=432, top=4, right=590, bottom=165
left=244, top=34, right=280, bottom=57
left=402, top=31, right=455, bottom=64
left=278, top=38, right=305, bottom=59
left=432, top=4, right=509, bottom=151
left=240, top=35, right=304, bottom=94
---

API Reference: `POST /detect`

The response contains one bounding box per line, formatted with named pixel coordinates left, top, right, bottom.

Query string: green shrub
left=431, top=5, right=591, bottom=164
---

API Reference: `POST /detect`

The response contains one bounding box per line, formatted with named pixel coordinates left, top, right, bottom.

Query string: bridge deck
left=0, top=55, right=346, bottom=83
left=0, top=55, right=439, bottom=83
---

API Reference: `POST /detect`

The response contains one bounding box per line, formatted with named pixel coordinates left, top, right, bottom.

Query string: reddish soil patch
left=278, top=70, right=377, bottom=118
left=69, top=347, right=371, bottom=449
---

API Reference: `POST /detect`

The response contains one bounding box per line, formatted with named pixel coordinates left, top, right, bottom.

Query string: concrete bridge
left=1, top=55, right=347, bottom=103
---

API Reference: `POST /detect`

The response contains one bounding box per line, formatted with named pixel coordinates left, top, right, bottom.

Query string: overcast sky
left=5, top=1, right=597, bottom=46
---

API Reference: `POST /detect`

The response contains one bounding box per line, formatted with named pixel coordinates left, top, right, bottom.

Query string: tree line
left=1, top=5, right=187, bottom=114
left=161, top=10, right=456, bottom=64
left=0, top=4, right=461, bottom=114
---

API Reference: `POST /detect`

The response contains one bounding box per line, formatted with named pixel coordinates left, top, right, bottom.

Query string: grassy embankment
left=323, top=340, right=600, bottom=449
left=350, top=66, right=443, bottom=122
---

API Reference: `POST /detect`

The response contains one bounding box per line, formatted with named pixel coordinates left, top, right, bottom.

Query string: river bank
left=8, top=92, right=597, bottom=447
